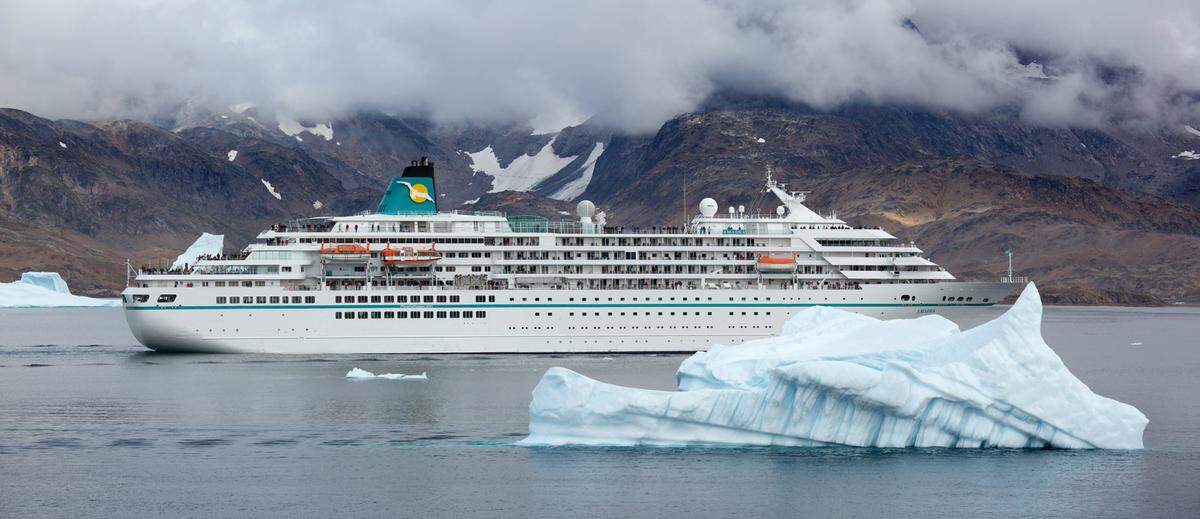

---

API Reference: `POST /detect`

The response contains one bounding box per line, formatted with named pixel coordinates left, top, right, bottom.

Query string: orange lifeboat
left=321, top=244, right=370, bottom=260
left=756, top=253, right=798, bottom=273
left=382, top=244, right=441, bottom=268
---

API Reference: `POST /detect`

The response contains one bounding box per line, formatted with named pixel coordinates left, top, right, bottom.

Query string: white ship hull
left=123, top=282, right=1016, bottom=354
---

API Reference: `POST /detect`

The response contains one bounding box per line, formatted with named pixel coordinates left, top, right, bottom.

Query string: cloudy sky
left=1, top=0, right=1197, bottom=132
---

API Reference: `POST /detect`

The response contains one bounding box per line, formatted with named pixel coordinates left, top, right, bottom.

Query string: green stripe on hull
left=127, top=302, right=996, bottom=311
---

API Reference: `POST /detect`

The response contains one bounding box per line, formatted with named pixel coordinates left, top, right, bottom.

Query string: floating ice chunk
left=171, top=233, right=224, bottom=270
left=345, top=368, right=428, bottom=380
left=0, top=272, right=120, bottom=308
left=521, top=284, right=1147, bottom=449
left=227, top=150, right=238, bottom=161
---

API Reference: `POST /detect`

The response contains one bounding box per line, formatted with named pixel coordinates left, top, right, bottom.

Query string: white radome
left=576, top=200, right=596, bottom=219
left=699, top=198, right=718, bottom=217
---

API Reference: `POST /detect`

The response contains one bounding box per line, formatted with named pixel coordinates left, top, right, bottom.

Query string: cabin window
left=424, top=296, right=434, bottom=303
left=901, top=295, right=911, bottom=301
left=371, top=312, right=382, bottom=319
left=335, top=312, right=342, bottom=319
left=293, top=296, right=302, bottom=304
left=424, top=311, right=434, bottom=318
left=476, top=296, right=486, bottom=303
left=256, top=297, right=267, bottom=304
left=410, top=312, right=421, bottom=319
left=228, top=296, right=240, bottom=304
left=335, top=296, right=342, bottom=303
left=477, top=311, right=486, bottom=318
left=398, top=296, right=408, bottom=303
left=157, top=294, right=177, bottom=303
left=463, top=311, right=473, bottom=318
left=437, top=296, right=447, bottom=303
left=488, top=296, right=495, bottom=302
left=270, top=296, right=280, bottom=304
left=397, top=311, right=408, bottom=318
left=384, top=296, right=395, bottom=303
left=345, top=312, right=355, bottom=319
left=216, top=297, right=227, bottom=304
left=450, top=296, right=460, bottom=303
left=384, top=311, right=395, bottom=318
left=371, top=296, right=381, bottom=303
left=358, top=312, right=368, bottom=319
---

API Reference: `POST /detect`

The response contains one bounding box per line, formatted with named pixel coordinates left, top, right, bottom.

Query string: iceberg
left=0, top=272, right=120, bottom=308
left=170, top=233, right=224, bottom=270
left=520, top=284, right=1147, bottom=449
left=345, top=367, right=428, bottom=381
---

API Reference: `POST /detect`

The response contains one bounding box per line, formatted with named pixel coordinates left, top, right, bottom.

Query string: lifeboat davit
left=382, top=244, right=441, bottom=268
left=756, top=253, right=798, bottom=273
left=321, top=244, right=370, bottom=260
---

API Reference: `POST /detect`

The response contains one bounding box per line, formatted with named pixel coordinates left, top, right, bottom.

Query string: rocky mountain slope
left=2, top=101, right=1198, bottom=303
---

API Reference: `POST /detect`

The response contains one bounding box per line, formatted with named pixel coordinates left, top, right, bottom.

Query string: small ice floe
left=520, top=283, right=1147, bottom=449
left=345, top=367, right=427, bottom=381
left=227, top=150, right=238, bottom=162
left=1173, top=151, right=1200, bottom=160
left=58, top=141, right=67, bottom=149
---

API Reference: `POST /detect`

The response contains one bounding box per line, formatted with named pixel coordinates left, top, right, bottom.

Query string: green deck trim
left=127, top=302, right=995, bottom=311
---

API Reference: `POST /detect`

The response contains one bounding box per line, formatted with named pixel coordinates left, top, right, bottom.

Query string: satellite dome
left=576, top=200, right=596, bottom=218
left=699, top=198, right=718, bottom=217
left=776, top=205, right=786, bottom=216
left=737, top=205, right=746, bottom=214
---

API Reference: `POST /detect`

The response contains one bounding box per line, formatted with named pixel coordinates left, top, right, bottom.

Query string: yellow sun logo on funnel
left=398, top=181, right=432, bottom=203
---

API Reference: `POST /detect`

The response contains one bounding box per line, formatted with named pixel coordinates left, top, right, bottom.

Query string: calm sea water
left=1, top=306, right=1198, bottom=518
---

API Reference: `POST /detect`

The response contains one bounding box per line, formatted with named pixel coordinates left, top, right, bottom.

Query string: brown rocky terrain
left=3, top=101, right=1199, bottom=304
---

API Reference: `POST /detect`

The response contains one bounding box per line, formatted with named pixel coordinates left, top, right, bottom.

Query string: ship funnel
left=377, top=157, right=438, bottom=215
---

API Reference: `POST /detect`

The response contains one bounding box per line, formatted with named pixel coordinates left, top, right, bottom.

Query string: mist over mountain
left=1, top=1, right=1198, bottom=132
left=2, top=1, right=1199, bottom=303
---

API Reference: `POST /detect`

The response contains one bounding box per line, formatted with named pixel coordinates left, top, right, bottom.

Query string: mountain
left=2, top=99, right=1199, bottom=303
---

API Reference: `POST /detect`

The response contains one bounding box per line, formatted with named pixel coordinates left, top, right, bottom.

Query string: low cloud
left=0, top=0, right=1196, bottom=132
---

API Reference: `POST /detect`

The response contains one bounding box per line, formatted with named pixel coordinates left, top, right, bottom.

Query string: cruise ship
left=122, top=157, right=1020, bottom=353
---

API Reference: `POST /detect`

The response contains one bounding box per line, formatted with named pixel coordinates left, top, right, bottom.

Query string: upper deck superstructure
left=122, top=159, right=1019, bottom=353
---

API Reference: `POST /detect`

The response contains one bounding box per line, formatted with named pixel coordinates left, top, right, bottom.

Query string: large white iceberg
left=0, top=272, right=120, bottom=308
left=520, top=284, right=1147, bottom=449
left=170, top=232, right=224, bottom=270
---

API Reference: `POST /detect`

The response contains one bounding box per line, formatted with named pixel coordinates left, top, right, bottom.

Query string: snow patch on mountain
left=227, top=150, right=238, bottom=161
left=548, top=142, right=605, bottom=201
left=1185, top=125, right=1200, bottom=138
left=58, top=141, right=67, bottom=149
left=467, top=136, right=578, bottom=193
left=277, top=116, right=333, bottom=141
left=312, top=200, right=323, bottom=210
left=261, top=179, right=282, bottom=200
left=1173, top=150, right=1200, bottom=160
